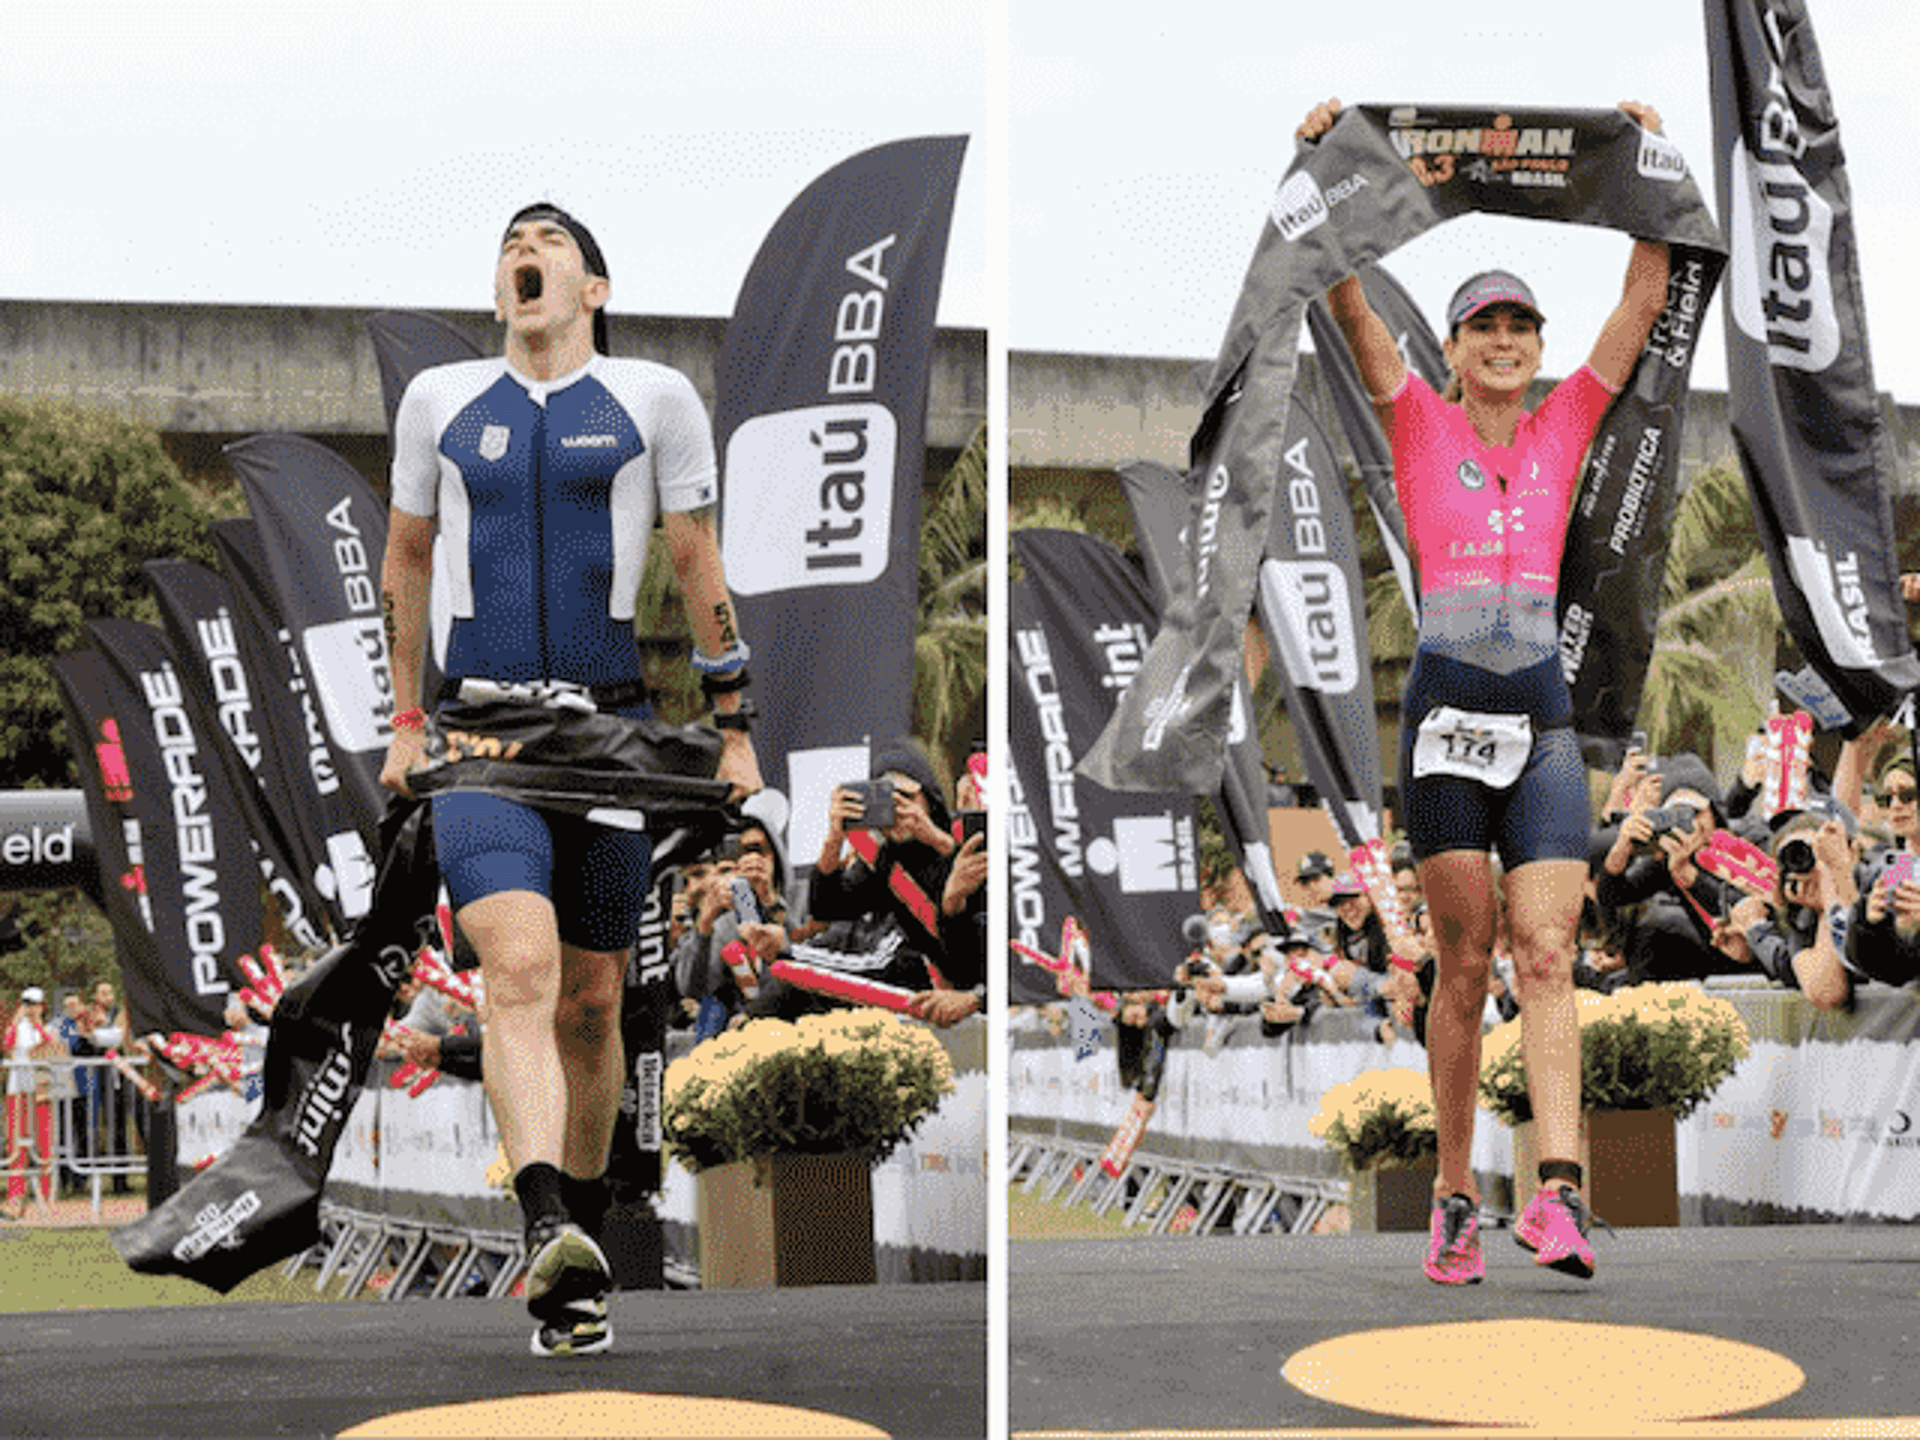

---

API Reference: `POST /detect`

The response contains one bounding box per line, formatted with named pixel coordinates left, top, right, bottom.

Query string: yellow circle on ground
left=337, top=1390, right=889, bottom=1439
left=1281, top=1320, right=1804, bottom=1427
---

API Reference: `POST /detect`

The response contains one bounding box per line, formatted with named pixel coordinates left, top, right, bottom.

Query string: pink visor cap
left=1446, top=270, right=1545, bottom=332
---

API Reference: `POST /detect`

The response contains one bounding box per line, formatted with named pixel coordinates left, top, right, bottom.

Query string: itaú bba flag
left=713, top=136, right=968, bottom=861
left=1707, top=0, right=1919, bottom=729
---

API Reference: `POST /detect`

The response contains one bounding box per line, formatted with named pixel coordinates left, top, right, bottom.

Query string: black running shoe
left=530, top=1295, right=611, bottom=1358
left=523, top=1220, right=612, bottom=1322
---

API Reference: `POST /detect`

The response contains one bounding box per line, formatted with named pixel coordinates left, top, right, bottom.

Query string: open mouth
left=515, top=265, right=544, bottom=303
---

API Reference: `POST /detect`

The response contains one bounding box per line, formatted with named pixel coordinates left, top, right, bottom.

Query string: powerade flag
left=1005, top=605, right=1079, bottom=1008
left=1012, top=531, right=1200, bottom=991
left=227, top=433, right=394, bottom=861
left=80, top=621, right=263, bottom=1038
left=113, top=800, right=441, bottom=1292
left=1306, top=261, right=1448, bottom=615
left=1707, top=0, right=1919, bottom=729
left=1254, top=397, right=1383, bottom=847
left=367, top=310, right=486, bottom=438
left=144, top=559, right=329, bottom=953
left=210, top=517, right=371, bottom=934
left=1117, top=461, right=1288, bottom=928
left=50, top=651, right=190, bottom=1037
left=714, top=135, right=968, bottom=826
left=1082, top=105, right=1724, bottom=792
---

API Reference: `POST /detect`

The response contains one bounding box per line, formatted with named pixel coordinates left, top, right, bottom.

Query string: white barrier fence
left=1010, top=981, right=1920, bottom=1225
left=171, top=1017, right=986, bottom=1292
left=3, top=1055, right=151, bottom=1217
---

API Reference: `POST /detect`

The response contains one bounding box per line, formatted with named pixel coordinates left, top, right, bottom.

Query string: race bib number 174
left=1411, top=707, right=1532, bottom=789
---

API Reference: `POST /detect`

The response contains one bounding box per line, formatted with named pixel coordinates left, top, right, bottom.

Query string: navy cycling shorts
left=431, top=790, right=653, bottom=953
left=1398, top=649, right=1589, bottom=870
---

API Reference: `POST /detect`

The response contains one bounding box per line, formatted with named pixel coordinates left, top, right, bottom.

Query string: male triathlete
left=380, top=203, right=761, bottom=1356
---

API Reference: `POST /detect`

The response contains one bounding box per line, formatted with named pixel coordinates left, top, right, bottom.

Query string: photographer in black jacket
left=1593, top=754, right=1745, bottom=984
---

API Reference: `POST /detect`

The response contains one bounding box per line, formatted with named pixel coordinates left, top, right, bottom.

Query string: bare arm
left=1326, top=273, right=1407, bottom=415
left=663, top=505, right=763, bottom=798
left=379, top=508, right=436, bottom=795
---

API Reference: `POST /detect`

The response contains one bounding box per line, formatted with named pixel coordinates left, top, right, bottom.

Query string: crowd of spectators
left=4, top=980, right=131, bottom=1216
left=1075, top=717, right=1920, bottom=1070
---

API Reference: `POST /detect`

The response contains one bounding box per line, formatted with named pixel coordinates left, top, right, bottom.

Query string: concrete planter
left=1511, top=1108, right=1679, bottom=1227
left=1346, top=1153, right=1439, bottom=1233
left=695, top=1151, right=876, bottom=1288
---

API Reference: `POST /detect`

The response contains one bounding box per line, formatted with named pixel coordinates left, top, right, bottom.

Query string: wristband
left=691, top=641, right=751, bottom=676
left=713, top=700, right=756, bottom=732
left=699, top=668, right=752, bottom=697
left=391, top=707, right=427, bottom=733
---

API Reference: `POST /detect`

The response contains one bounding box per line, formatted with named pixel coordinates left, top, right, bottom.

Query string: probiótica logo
left=722, top=402, right=897, bottom=594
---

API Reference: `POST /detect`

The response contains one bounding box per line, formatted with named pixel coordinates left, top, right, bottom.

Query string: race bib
left=1412, top=707, right=1532, bottom=789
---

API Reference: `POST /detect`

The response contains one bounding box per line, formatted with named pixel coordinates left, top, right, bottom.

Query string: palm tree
left=1639, top=459, right=1783, bottom=763
left=912, top=424, right=989, bottom=764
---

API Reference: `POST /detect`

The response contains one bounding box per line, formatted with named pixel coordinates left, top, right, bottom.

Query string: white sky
left=4, top=2, right=1915, bottom=403
left=1010, top=0, right=1920, bottom=403
left=0, top=1, right=988, bottom=328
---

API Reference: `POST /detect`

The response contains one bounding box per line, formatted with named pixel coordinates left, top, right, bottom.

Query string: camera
left=840, top=778, right=896, bottom=830
left=1778, top=836, right=1818, bottom=878
left=1631, top=803, right=1699, bottom=857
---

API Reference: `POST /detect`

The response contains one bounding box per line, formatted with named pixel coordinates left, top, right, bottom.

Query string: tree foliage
left=0, top=398, right=240, bottom=790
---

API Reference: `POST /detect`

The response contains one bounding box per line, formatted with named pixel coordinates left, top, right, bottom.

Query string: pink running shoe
left=1423, top=1194, right=1484, bottom=1285
left=1515, top=1183, right=1595, bottom=1279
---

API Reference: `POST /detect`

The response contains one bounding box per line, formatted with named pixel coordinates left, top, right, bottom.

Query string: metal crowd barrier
left=282, top=1201, right=528, bottom=1303
left=1009, top=1128, right=1346, bottom=1237
left=4, top=1055, right=151, bottom=1219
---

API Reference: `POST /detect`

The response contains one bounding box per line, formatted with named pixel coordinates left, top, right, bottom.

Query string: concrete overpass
left=0, top=299, right=986, bottom=490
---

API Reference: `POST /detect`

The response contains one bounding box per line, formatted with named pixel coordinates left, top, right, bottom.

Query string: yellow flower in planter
left=1478, top=982, right=1750, bottom=1126
left=663, top=1008, right=955, bottom=1173
left=1309, top=1067, right=1437, bottom=1173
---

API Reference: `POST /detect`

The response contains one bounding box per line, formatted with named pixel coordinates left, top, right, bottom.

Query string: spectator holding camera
left=1716, top=806, right=1859, bottom=1011
left=812, top=739, right=985, bottom=1022
left=1594, top=754, right=1744, bottom=985
left=1844, top=755, right=1920, bottom=988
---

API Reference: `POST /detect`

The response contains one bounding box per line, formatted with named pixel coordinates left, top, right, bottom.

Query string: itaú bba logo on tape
left=722, top=402, right=897, bottom=594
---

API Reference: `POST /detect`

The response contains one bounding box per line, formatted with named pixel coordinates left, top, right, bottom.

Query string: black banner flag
left=1082, top=104, right=1725, bottom=791
left=367, top=310, right=486, bottom=439
left=63, top=623, right=263, bottom=1038
left=210, top=516, right=376, bottom=933
left=713, top=135, right=968, bottom=848
left=144, top=559, right=329, bottom=953
left=1252, top=398, right=1383, bottom=847
left=1707, top=0, right=1919, bottom=730
left=50, top=651, right=178, bottom=1033
left=227, top=433, right=394, bottom=878
left=1011, top=531, right=1200, bottom=992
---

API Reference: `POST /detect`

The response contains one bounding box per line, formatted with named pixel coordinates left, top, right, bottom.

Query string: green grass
left=1008, top=1185, right=1153, bottom=1241
left=0, top=1228, right=364, bottom=1313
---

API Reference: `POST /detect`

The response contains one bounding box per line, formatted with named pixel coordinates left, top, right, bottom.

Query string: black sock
left=562, top=1171, right=611, bottom=1237
left=514, top=1161, right=569, bottom=1237
left=1538, top=1159, right=1584, bottom=1191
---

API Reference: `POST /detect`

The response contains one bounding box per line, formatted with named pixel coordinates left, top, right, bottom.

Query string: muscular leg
left=556, top=943, right=627, bottom=1182
left=1503, top=858, right=1588, bottom=1186
left=1419, top=849, right=1498, bottom=1203
left=461, top=888, right=567, bottom=1172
